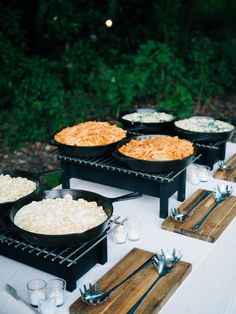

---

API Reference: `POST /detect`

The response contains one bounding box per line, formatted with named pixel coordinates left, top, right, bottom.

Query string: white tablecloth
left=0, top=142, right=236, bottom=314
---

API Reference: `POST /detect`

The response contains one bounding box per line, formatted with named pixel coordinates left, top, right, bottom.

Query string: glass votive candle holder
left=27, top=279, right=46, bottom=307
left=38, top=296, right=57, bottom=314
left=128, top=220, right=142, bottom=241
left=187, top=165, right=200, bottom=185
left=198, top=165, right=211, bottom=182
left=113, top=223, right=128, bottom=244
left=47, top=279, right=66, bottom=307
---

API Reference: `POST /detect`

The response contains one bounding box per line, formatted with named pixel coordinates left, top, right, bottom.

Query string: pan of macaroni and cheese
left=3, top=189, right=141, bottom=247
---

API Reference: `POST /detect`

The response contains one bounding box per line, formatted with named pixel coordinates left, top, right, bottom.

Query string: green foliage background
left=1, top=0, right=236, bottom=148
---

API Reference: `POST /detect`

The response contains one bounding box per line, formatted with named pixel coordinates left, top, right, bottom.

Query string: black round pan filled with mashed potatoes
left=118, top=108, right=176, bottom=134
left=174, top=116, right=235, bottom=143
left=0, top=168, right=62, bottom=216
left=0, top=169, right=40, bottom=215
left=2, top=189, right=141, bottom=247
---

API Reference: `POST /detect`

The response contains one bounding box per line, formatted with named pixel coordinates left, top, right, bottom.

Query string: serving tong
left=170, top=190, right=212, bottom=222
left=127, top=249, right=181, bottom=314
left=80, top=254, right=157, bottom=305
left=80, top=249, right=181, bottom=313
left=192, top=185, right=233, bottom=231
left=219, top=159, right=236, bottom=171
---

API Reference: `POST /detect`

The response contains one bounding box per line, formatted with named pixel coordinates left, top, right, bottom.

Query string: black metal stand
left=0, top=231, right=108, bottom=292
left=195, top=141, right=226, bottom=169
left=60, top=157, right=187, bottom=219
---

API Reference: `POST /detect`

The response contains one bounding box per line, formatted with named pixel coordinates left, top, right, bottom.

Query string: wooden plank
left=213, top=153, right=236, bottom=182
left=69, top=248, right=192, bottom=314
left=161, top=189, right=236, bottom=243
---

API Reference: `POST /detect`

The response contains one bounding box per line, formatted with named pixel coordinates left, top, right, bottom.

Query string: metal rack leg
left=177, top=170, right=186, bottom=202
left=159, top=184, right=168, bottom=219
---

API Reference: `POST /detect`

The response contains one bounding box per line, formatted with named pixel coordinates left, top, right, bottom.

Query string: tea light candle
left=128, top=222, right=141, bottom=241
left=188, top=166, right=200, bottom=185
left=46, top=278, right=66, bottom=307
left=39, top=297, right=56, bottom=314
left=198, top=166, right=210, bottom=182
left=49, top=290, right=64, bottom=306
left=27, top=279, right=46, bottom=307
left=30, top=289, right=45, bottom=306
left=114, top=224, right=127, bottom=244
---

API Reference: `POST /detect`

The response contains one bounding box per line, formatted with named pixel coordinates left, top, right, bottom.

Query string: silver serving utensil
left=127, top=249, right=182, bottom=314
left=170, top=190, right=212, bottom=222
left=192, top=185, right=233, bottom=231
left=5, top=283, right=41, bottom=314
left=219, top=160, right=236, bottom=171
left=80, top=254, right=157, bottom=305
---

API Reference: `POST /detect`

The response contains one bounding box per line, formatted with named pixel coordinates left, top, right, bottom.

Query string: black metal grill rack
left=195, top=141, right=226, bottom=169
left=0, top=218, right=126, bottom=292
left=57, top=154, right=201, bottom=219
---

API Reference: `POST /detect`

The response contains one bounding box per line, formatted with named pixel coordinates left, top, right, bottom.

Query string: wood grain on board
left=162, top=189, right=236, bottom=243
left=213, top=153, right=236, bottom=182
left=70, top=248, right=191, bottom=314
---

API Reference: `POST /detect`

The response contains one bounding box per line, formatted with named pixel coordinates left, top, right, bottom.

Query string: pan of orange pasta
left=113, top=135, right=196, bottom=173
left=53, top=121, right=127, bottom=157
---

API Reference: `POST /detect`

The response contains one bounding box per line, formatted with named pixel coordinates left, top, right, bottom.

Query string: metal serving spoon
left=127, top=249, right=182, bottom=314
left=219, top=160, right=236, bottom=171
left=80, top=254, right=157, bottom=305
left=192, top=185, right=233, bottom=231
left=170, top=190, right=212, bottom=222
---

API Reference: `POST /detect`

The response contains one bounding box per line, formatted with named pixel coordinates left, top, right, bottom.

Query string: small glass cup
left=198, top=165, right=211, bottom=182
left=47, top=279, right=66, bottom=307
left=38, top=296, right=57, bottom=314
left=128, top=220, right=142, bottom=241
left=27, top=279, right=46, bottom=307
left=113, top=223, right=128, bottom=244
left=187, top=164, right=200, bottom=185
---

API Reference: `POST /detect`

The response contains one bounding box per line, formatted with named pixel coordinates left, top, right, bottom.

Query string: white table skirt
left=0, top=142, right=236, bottom=314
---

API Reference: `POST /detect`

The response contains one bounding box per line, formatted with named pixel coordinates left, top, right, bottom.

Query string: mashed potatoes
left=0, top=174, right=36, bottom=203
left=14, top=194, right=108, bottom=235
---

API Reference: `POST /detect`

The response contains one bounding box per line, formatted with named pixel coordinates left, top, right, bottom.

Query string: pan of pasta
left=113, top=135, right=196, bottom=173
left=117, top=108, right=176, bottom=134
left=1, top=189, right=141, bottom=247
left=173, top=116, right=235, bottom=143
left=52, top=121, right=127, bottom=157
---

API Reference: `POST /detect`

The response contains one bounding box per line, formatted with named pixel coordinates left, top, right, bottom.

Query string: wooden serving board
left=69, top=248, right=191, bottom=314
left=162, top=189, right=236, bottom=243
left=213, top=153, right=236, bottom=182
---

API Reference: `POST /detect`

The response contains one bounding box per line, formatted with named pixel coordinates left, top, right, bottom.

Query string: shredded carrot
left=118, top=136, right=194, bottom=161
left=54, top=121, right=127, bottom=146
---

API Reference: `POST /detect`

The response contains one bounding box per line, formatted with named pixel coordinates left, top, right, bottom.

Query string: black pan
left=113, top=135, right=196, bottom=173
left=0, top=168, right=62, bottom=216
left=51, top=137, right=122, bottom=158
left=117, top=108, right=176, bottom=134
left=173, top=116, right=235, bottom=143
left=2, top=189, right=141, bottom=248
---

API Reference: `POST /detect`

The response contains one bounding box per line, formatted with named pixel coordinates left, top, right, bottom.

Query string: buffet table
left=0, top=142, right=236, bottom=314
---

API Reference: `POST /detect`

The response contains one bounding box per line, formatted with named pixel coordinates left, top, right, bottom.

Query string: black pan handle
left=106, top=192, right=142, bottom=203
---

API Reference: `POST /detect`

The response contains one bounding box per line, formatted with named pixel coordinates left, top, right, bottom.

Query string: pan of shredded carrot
left=53, top=121, right=127, bottom=157
left=113, top=135, right=196, bottom=173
